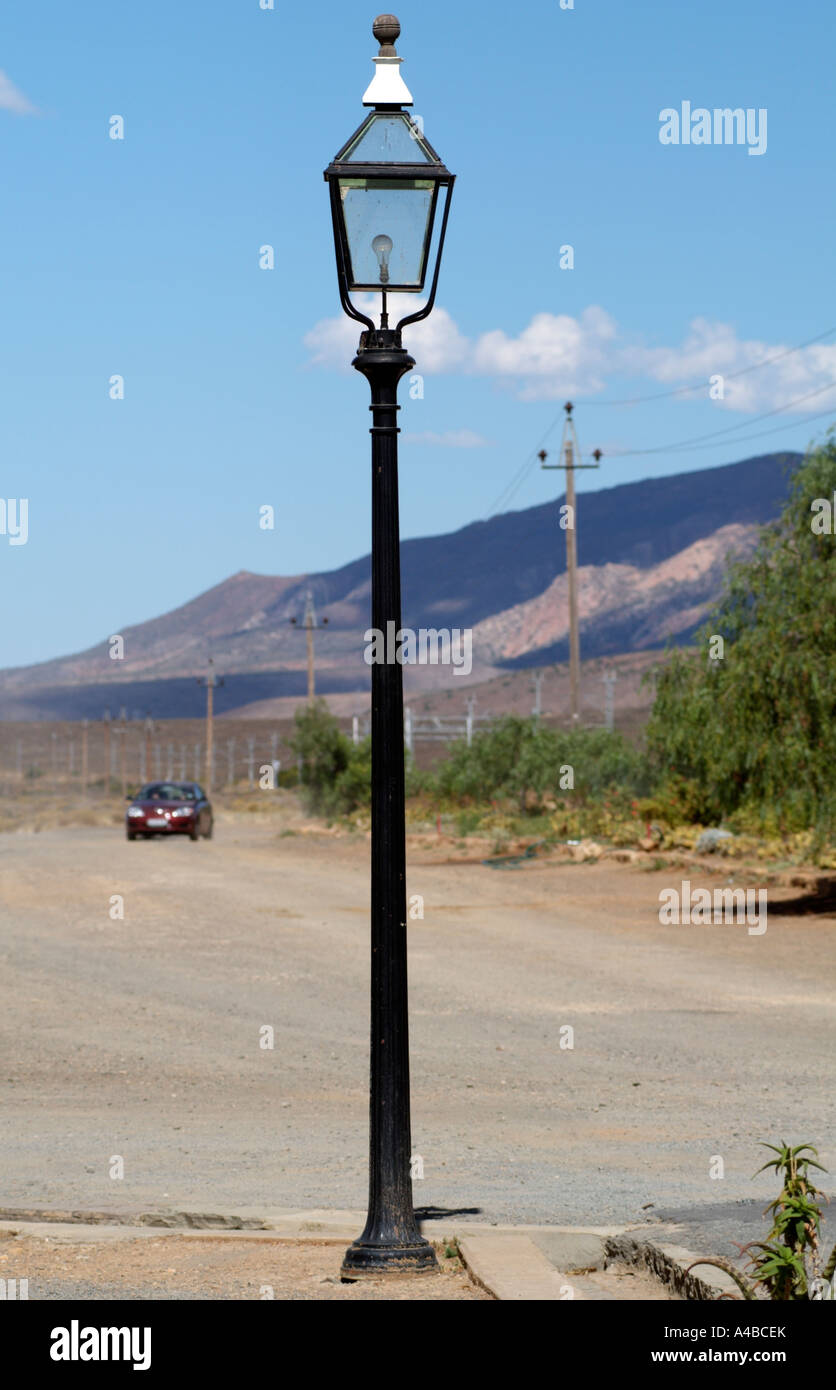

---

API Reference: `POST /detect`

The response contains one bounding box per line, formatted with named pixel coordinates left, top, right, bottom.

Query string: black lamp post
left=324, top=14, right=454, bottom=1276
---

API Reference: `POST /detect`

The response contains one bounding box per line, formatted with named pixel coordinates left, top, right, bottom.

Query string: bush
left=431, top=716, right=648, bottom=812
left=289, top=700, right=370, bottom=818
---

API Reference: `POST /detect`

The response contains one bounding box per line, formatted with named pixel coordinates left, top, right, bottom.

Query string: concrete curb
left=604, top=1235, right=734, bottom=1300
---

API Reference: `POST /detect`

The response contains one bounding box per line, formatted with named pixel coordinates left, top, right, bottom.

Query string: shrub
left=289, top=700, right=370, bottom=818
left=432, top=716, right=648, bottom=812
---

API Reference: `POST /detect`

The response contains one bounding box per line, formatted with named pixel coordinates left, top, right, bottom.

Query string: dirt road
left=1, top=815, right=833, bottom=1252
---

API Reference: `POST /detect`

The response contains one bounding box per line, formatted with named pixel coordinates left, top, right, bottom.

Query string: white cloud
left=472, top=306, right=617, bottom=400
left=303, top=295, right=468, bottom=373
left=629, top=317, right=836, bottom=413
left=402, top=429, right=492, bottom=448
left=305, top=302, right=836, bottom=413
left=0, top=71, right=37, bottom=115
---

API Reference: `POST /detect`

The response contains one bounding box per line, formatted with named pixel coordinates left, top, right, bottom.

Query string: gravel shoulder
left=0, top=1230, right=484, bottom=1300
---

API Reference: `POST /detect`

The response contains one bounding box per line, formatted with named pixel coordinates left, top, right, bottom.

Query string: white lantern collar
left=362, top=14, right=413, bottom=108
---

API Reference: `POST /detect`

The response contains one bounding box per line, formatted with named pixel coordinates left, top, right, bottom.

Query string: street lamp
left=324, top=13, right=454, bottom=1277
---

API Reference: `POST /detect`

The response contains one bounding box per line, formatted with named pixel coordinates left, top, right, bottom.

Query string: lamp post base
left=341, top=1237, right=439, bottom=1279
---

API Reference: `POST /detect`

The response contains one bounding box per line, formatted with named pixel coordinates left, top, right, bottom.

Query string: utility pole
left=103, top=709, right=111, bottom=795
left=290, top=590, right=329, bottom=703
left=602, top=668, right=617, bottom=733
left=119, top=708, right=127, bottom=798
left=81, top=719, right=89, bottom=798
left=196, top=658, right=224, bottom=794
left=532, top=671, right=545, bottom=719
left=539, top=403, right=601, bottom=724
left=143, top=715, right=154, bottom=784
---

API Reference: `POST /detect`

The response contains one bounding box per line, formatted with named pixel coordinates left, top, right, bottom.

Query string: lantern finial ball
left=373, top=14, right=401, bottom=54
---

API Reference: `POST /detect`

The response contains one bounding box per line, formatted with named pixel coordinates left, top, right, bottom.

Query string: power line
left=601, top=380, right=836, bottom=457
left=597, top=404, right=836, bottom=458
left=484, top=322, right=836, bottom=516
left=485, top=436, right=553, bottom=517
left=571, top=324, right=836, bottom=407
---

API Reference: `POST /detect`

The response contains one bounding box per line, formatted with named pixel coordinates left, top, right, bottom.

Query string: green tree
left=289, top=699, right=370, bottom=818
left=646, top=436, right=836, bottom=835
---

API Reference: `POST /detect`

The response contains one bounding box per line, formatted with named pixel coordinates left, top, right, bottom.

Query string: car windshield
left=139, top=783, right=197, bottom=802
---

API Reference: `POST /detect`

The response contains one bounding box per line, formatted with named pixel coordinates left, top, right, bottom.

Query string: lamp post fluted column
left=341, top=327, right=437, bottom=1276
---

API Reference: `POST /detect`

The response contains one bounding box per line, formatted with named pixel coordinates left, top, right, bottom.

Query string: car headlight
left=127, top=807, right=145, bottom=818
left=171, top=807, right=194, bottom=818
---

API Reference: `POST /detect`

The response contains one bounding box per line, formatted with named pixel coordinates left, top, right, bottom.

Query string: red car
left=125, top=781, right=213, bottom=841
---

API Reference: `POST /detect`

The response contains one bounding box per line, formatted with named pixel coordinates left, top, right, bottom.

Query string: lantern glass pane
left=339, top=178, right=434, bottom=290
left=341, top=111, right=435, bottom=164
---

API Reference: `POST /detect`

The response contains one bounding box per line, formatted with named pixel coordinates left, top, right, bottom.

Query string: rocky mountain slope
left=0, top=451, right=799, bottom=719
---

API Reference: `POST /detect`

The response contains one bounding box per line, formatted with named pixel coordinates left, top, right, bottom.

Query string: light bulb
left=372, top=233, right=393, bottom=285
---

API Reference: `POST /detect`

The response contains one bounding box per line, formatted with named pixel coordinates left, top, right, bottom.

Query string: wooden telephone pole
left=539, top=403, right=601, bottom=724
left=102, top=709, right=111, bottom=795
left=532, top=671, right=545, bottom=719
left=119, top=708, right=127, bottom=798
left=602, top=667, right=617, bottom=732
left=290, top=590, right=329, bottom=703
left=197, top=658, right=224, bottom=793
left=81, top=719, right=89, bottom=798
left=143, top=715, right=154, bottom=783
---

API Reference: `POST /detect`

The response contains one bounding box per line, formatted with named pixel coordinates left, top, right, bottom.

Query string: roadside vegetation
left=688, top=1143, right=836, bottom=1301
left=646, top=433, right=836, bottom=844
left=291, top=438, right=836, bottom=866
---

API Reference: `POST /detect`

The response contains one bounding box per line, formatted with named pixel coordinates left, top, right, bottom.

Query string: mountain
left=0, top=451, right=800, bottom=720
left=474, top=523, right=760, bottom=666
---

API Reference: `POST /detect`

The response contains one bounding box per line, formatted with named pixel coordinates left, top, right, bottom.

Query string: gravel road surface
left=1, top=819, right=833, bottom=1254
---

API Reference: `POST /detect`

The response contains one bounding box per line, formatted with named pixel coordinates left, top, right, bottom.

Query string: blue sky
left=1, top=0, right=834, bottom=668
